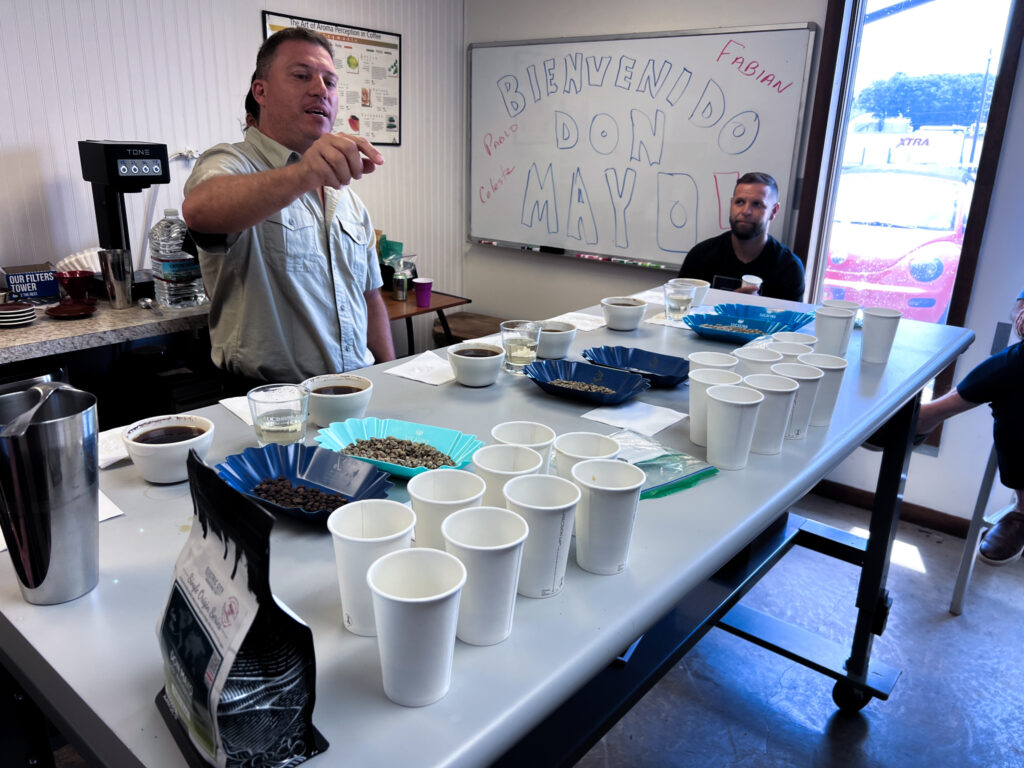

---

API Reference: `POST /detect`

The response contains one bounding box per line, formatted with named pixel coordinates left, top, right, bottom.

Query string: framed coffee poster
left=263, top=11, right=402, bottom=145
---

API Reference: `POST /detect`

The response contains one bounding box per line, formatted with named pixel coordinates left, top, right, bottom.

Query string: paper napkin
left=0, top=490, right=124, bottom=552
left=98, top=426, right=129, bottom=468
left=220, top=396, right=254, bottom=426
left=384, top=351, right=456, bottom=385
left=546, top=311, right=606, bottom=331
left=582, top=401, right=686, bottom=436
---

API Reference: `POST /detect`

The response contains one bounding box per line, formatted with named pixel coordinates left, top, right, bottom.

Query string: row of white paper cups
left=815, top=299, right=902, bottom=362
left=687, top=347, right=846, bottom=470
left=326, top=422, right=640, bottom=706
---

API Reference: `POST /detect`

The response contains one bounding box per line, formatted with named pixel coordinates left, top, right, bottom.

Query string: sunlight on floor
left=850, top=526, right=927, bottom=573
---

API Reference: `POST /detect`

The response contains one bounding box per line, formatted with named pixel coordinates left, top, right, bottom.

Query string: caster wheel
left=832, top=681, right=872, bottom=712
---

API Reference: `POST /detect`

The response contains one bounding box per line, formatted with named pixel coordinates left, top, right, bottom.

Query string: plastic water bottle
left=149, top=209, right=205, bottom=308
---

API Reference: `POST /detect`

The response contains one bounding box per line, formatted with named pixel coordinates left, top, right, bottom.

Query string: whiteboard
left=468, top=25, right=815, bottom=268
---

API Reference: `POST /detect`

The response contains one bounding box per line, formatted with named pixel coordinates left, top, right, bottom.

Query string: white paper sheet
left=383, top=351, right=456, bottom=385
left=0, top=490, right=124, bottom=552
left=581, top=401, right=686, bottom=436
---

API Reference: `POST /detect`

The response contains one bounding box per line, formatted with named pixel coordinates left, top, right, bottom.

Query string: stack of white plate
left=0, top=302, right=38, bottom=328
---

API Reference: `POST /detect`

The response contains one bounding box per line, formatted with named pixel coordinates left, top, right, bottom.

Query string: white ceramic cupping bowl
left=447, top=342, right=506, bottom=387
left=301, top=373, right=373, bottom=427
left=122, top=414, right=215, bottom=483
left=537, top=321, right=577, bottom=359
left=601, top=297, right=647, bottom=331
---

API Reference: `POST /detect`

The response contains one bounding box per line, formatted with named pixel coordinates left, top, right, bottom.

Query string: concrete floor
left=577, top=493, right=1024, bottom=768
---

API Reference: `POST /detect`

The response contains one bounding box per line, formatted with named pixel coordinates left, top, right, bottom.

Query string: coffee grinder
left=78, top=139, right=170, bottom=298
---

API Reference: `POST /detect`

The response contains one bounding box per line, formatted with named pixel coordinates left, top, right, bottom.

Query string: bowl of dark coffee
left=122, top=414, right=215, bottom=483
left=601, top=296, right=648, bottom=331
left=447, top=342, right=506, bottom=387
left=301, top=373, right=373, bottom=428
left=537, top=320, right=577, bottom=359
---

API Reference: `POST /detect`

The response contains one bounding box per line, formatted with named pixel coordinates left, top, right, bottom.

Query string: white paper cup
left=705, top=385, right=764, bottom=470
left=798, top=352, right=849, bottom=427
left=502, top=474, right=581, bottom=598
left=471, top=444, right=544, bottom=507
left=770, top=362, right=825, bottom=440
left=491, top=421, right=556, bottom=471
left=860, top=307, right=902, bottom=364
left=741, top=274, right=763, bottom=293
left=327, top=500, right=416, bottom=636
left=687, top=368, right=743, bottom=447
left=821, top=299, right=860, bottom=313
left=814, top=306, right=856, bottom=357
left=686, top=351, right=739, bottom=372
left=742, top=374, right=799, bottom=455
left=552, top=431, right=620, bottom=481
left=765, top=341, right=814, bottom=364
left=442, top=506, right=529, bottom=646
left=732, top=346, right=784, bottom=377
left=571, top=460, right=646, bottom=575
left=772, top=332, right=817, bottom=347
left=367, top=548, right=466, bottom=707
left=406, top=469, right=486, bottom=549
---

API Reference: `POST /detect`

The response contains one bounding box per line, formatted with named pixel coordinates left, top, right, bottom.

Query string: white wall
left=0, top=0, right=465, bottom=352
left=465, top=0, right=1022, bottom=521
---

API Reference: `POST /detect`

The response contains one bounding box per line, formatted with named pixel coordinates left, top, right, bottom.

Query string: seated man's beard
left=730, top=218, right=765, bottom=241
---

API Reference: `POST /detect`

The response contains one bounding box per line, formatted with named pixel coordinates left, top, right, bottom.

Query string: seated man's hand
left=734, top=284, right=760, bottom=295
left=297, top=132, right=384, bottom=189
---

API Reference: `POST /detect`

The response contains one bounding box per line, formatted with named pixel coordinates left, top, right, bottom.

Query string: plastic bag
left=608, top=429, right=717, bottom=499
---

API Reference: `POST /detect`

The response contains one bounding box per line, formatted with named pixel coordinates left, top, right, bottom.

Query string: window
left=815, top=0, right=1013, bottom=324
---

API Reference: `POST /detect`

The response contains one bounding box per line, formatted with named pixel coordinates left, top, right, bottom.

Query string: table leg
left=837, top=394, right=920, bottom=708
left=435, top=310, right=455, bottom=345
left=404, top=317, right=415, bottom=357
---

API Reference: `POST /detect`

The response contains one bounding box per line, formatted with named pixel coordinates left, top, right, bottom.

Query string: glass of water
left=663, top=279, right=698, bottom=323
left=247, top=384, right=309, bottom=446
left=499, top=320, right=542, bottom=375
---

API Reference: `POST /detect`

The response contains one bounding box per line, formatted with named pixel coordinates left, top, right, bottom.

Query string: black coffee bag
left=156, top=451, right=327, bottom=767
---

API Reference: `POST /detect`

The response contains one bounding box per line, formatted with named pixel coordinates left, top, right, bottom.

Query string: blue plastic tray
left=523, top=359, right=650, bottom=405
left=682, top=313, right=786, bottom=345
left=315, top=417, right=485, bottom=478
left=216, top=443, right=393, bottom=523
left=581, top=346, right=689, bottom=388
left=712, top=303, right=815, bottom=331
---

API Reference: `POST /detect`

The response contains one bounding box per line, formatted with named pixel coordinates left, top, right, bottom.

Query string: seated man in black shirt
left=678, top=172, right=805, bottom=301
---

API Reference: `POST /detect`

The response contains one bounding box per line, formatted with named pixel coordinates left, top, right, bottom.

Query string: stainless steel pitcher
left=0, top=387, right=99, bottom=604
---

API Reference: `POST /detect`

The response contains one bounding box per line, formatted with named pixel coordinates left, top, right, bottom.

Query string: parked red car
left=822, top=165, right=974, bottom=323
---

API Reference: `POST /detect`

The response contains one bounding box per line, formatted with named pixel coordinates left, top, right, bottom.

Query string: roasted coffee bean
left=252, top=476, right=347, bottom=513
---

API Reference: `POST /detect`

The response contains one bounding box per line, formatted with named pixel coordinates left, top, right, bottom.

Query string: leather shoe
left=979, top=511, right=1024, bottom=566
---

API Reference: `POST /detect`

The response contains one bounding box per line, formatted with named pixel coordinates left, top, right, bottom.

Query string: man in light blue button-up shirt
left=183, top=27, right=395, bottom=384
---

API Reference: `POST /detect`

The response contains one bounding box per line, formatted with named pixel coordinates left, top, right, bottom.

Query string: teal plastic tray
left=315, top=417, right=485, bottom=478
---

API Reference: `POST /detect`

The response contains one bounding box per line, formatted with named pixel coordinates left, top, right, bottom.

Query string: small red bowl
left=56, top=270, right=95, bottom=303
